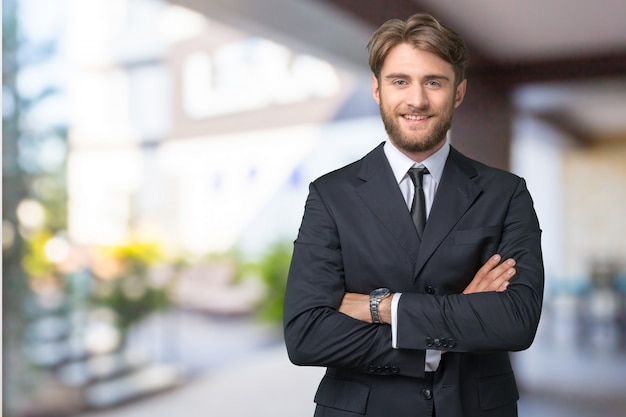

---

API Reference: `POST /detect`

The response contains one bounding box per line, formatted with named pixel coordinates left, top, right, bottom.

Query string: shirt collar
left=384, top=140, right=450, bottom=185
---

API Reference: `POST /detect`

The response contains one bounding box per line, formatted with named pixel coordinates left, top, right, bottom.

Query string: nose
left=406, top=85, right=428, bottom=109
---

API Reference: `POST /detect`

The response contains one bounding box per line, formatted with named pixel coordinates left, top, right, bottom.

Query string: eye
left=426, top=80, right=441, bottom=87
left=393, top=79, right=408, bottom=86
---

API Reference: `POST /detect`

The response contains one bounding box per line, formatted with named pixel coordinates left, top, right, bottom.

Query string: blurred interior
left=3, top=0, right=626, bottom=416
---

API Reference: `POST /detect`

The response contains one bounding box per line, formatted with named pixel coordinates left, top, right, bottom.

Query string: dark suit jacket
left=283, top=143, right=544, bottom=417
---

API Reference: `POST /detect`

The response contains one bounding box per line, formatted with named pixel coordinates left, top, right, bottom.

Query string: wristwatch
left=369, top=288, right=391, bottom=324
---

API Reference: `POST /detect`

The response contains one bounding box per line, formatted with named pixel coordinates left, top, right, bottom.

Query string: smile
left=402, top=114, right=431, bottom=121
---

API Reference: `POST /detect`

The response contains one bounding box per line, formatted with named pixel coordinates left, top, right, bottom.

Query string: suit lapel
left=355, top=144, right=421, bottom=261
left=414, top=148, right=482, bottom=278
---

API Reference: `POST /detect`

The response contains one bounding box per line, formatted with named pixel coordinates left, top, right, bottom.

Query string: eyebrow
left=384, top=73, right=451, bottom=82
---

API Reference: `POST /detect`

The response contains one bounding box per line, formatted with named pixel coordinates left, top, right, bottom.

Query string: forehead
left=381, top=43, right=455, bottom=78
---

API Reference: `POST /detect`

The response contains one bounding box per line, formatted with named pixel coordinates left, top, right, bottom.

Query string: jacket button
left=421, top=388, right=433, bottom=400
left=368, top=365, right=376, bottom=373
left=391, top=366, right=400, bottom=374
left=434, top=338, right=441, bottom=347
left=425, top=285, right=435, bottom=294
left=425, top=337, right=434, bottom=347
left=441, top=338, right=449, bottom=348
left=448, top=339, right=456, bottom=348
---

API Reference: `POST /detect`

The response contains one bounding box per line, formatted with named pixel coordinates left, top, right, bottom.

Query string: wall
left=563, top=137, right=626, bottom=280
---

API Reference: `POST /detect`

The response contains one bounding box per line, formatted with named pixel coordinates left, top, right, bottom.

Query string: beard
left=379, top=98, right=454, bottom=154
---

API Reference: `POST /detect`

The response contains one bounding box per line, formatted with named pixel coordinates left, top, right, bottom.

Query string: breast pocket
left=454, top=226, right=502, bottom=246
left=449, top=226, right=502, bottom=277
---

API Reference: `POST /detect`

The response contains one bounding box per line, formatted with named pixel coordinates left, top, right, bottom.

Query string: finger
left=490, top=267, right=516, bottom=292
left=476, top=254, right=502, bottom=278
left=477, top=259, right=516, bottom=292
left=490, top=258, right=516, bottom=277
left=467, top=255, right=502, bottom=292
left=486, top=258, right=515, bottom=282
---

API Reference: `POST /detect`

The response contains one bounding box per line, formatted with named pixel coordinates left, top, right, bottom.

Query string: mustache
left=403, top=104, right=429, bottom=112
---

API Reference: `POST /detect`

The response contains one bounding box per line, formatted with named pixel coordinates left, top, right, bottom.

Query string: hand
left=339, top=292, right=373, bottom=323
left=463, top=254, right=516, bottom=294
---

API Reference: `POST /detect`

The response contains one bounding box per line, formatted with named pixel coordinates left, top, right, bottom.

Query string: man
left=283, top=12, right=543, bottom=417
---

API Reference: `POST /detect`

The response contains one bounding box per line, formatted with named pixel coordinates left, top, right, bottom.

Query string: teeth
left=404, top=114, right=428, bottom=121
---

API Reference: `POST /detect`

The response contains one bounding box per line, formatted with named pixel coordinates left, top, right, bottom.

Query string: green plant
left=91, top=240, right=170, bottom=340
left=253, top=242, right=293, bottom=324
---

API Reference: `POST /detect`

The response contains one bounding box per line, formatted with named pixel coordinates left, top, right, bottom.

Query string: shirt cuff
left=391, top=292, right=401, bottom=348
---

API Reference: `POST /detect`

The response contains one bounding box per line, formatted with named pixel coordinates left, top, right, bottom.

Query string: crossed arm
left=285, top=176, right=543, bottom=374
left=339, top=254, right=516, bottom=324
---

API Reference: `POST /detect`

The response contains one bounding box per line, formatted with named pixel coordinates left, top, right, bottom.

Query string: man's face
left=372, top=43, right=467, bottom=161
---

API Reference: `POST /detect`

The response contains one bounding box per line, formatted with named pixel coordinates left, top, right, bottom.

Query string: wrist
left=369, top=288, right=391, bottom=324
left=378, top=296, right=392, bottom=324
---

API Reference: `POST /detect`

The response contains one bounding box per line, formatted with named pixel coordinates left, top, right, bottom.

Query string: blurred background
left=2, top=0, right=626, bottom=416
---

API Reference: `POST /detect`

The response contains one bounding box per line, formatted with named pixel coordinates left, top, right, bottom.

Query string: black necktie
left=408, top=167, right=429, bottom=239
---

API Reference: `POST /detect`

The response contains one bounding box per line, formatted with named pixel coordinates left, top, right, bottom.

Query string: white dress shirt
left=383, top=140, right=450, bottom=372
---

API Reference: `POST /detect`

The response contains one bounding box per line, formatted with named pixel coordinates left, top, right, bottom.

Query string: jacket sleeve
left=283, top=182, right=427, bottom=378
left=395, top=177, right=544, bottom=353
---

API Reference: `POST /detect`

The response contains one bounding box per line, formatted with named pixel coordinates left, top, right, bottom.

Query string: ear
left=371, top=75, right=381, bottom=105
left=454, top=79, right=467, bottom=108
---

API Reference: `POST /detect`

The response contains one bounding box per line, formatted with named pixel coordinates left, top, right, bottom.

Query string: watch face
left=371, top=288, right=390, bottom=298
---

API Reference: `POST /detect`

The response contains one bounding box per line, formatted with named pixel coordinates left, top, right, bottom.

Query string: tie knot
left=408, top=167, right=429, bottom=187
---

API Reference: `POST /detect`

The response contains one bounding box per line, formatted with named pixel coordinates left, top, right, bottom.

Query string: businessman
left=283, top=12, right=544, bottom=417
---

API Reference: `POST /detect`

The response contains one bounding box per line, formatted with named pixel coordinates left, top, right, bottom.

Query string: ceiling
left=327, top=0, right=626, bottom=63
left=429, top=0, right=626, bottom=61
left=172, top=0, right=626, bottom=137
